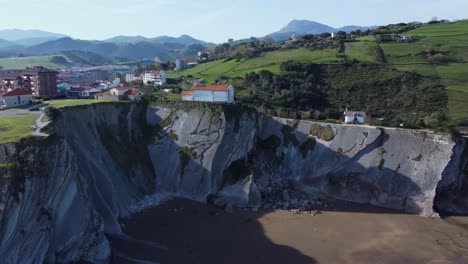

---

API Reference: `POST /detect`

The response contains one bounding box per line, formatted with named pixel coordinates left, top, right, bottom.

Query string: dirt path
left=32, top=112, right=49, bottom=137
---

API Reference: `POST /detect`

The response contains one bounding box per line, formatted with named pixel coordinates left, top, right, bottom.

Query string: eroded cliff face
left=146, top=105, right=464, bottom=217
left=0, top=103, right=155, bottom=263
left=0, top=102, right=465, bottom=263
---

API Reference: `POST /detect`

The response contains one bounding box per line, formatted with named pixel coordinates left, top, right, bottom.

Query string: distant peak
left=178, top=34, right=193, bottom=39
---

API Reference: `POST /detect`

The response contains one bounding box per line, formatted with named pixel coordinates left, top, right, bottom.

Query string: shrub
left=379, top=147, right=386, bottom=156
left=168, top=130, right=178, bottom=141
left=378, top=158, right=385, bottom=170
left=179, top=146, right=198, bottom=174
left=336, top=147, right=343, bottom=154
left=309, top=124, right=335, bottom=141
left=427, top=53, right=449, bottom=64
left=325, top=119, right=341, bottom=124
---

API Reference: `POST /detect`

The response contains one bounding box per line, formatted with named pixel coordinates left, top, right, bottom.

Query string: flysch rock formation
left=0, top=102, right=466, bottom=263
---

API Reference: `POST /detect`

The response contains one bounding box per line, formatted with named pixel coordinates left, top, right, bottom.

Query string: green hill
left=172, top=20, right=468, bottom=129
left=0, top=51, right=115, bottom=70
left=168, top=48, right=342, bottom=83
left=0, top=55, right=68, bottom=70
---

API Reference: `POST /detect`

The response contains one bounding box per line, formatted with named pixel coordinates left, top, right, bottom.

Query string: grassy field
left=386, top=22, right=468, bottom=123
left=344, top=42, right=379, bottom=63
left=0, top=114, right=37, bottom=143
left=169, top=48, right=342, bottom=83
left=0, top=55, right=67, bottom=70
left=46, top=99, right=116, bottom=108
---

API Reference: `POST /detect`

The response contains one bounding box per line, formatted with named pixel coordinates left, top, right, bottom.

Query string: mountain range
left=0, top=20, right=379, bottom=63
left=266, top=20, right=379, bottom=40
left=0, top=29, right=69, bottom=47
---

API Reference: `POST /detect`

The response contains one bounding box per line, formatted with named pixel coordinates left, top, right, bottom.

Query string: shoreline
left=109, top=198, right=468, bottom=264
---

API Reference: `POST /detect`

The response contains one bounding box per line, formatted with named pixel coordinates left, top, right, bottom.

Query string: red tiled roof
left=192, top=85, right=231, bottom=92
left=3, top=89, right=32, bottom=97
left=125, top=89, right=140, bottom=96
left=181, top=91, right=193, bottom=96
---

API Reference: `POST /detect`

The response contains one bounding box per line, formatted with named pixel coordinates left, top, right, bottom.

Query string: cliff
left=0, top=102, right=466, bottom=263
left=146, top=104, right=464, bottom=216
left=0, top=103, right=155, bottom=263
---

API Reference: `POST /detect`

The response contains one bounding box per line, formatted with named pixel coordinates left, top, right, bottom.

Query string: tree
left=50, top=56, right=68, bottom=64
left=336, top=31, right=347, bottom=37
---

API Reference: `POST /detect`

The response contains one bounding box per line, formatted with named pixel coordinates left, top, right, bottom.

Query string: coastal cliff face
left=0, top=102, right=466, bottom=263
left=0, top=103, right=155, bottom=263
left=146, top=105, right=463, bottom=216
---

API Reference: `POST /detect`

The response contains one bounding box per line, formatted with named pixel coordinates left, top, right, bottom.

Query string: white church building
left=182, top=84, right=234, bottom=103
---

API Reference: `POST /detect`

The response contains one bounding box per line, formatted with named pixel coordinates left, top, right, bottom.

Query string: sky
left=0, top=0, right=466, bottom=43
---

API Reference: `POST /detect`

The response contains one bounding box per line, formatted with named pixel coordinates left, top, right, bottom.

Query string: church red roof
left=2, top=89, right=32, bottom=97
left=192, top=84, right=231, bottom=92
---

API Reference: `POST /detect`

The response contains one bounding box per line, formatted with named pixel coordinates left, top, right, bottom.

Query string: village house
left=124, top=89, right=144, bottom=101
left=110, top=87, right=131, bottom=96
left=0, top=89, right=33, bottom=109
left=182, top=84, right=235, bottom=103
left=181, top=91, right=193, bottom=101
left=175, top=59, right=198, bottom=71
left=143, top=71, right=166, bottom=86
left=197, top=50, right=211, bottom=61
left=66, top=87, right=101, bottom=99
left=397, top=35, right=416, bottom=43
left=106, top=86, right=143, bottom=101
left=0, top=66, right=58, bottom=98
left=343, top=110, right=367, bottom=124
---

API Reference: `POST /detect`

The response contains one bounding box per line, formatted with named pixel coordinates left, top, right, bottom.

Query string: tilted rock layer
left=0, top=102, right=466, bottom=263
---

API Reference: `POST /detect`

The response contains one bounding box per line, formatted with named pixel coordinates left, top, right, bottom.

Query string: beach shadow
left=110, top=199, right=317, bottom=264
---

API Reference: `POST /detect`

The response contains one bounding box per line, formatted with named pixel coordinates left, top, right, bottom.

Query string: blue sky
left=0, top=0, right=466, bottom=43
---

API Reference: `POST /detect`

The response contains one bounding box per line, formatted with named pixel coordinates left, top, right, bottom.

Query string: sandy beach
left=110, top=199, right=468, bottom=264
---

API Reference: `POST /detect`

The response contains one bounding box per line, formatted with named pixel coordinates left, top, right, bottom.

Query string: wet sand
left=111, top=199, right=468, bottom=264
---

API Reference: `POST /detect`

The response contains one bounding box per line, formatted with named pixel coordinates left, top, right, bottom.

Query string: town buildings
left=66, top=87, right=101, bottom=99
left=143, top=71, right=166, bottom=86
left=0, top=89, right=33, bottom=109
left=175, top=59, right=198, bottom=71
left=96, top=86, right=143, bottom=101
left=182, top=84, right=235, bottom=103
left=0, top=66, right=58, bottom=98
left=124, top=73, right=142, bottom=83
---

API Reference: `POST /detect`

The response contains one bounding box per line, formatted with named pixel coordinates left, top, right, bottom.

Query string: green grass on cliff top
left=46, top=99, right=115, bottom=108
left=0, top=114, right=37, bottom=144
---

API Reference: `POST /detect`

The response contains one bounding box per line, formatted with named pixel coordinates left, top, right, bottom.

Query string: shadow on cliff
left=107, top=113, right=318, bottom=263
left=110, top=199, right=318, bottom=264
left=256, top=117, right=426, bottom=215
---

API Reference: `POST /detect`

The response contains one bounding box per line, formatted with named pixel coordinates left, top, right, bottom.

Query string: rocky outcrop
left=0, top=102, right=465, bottom=262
